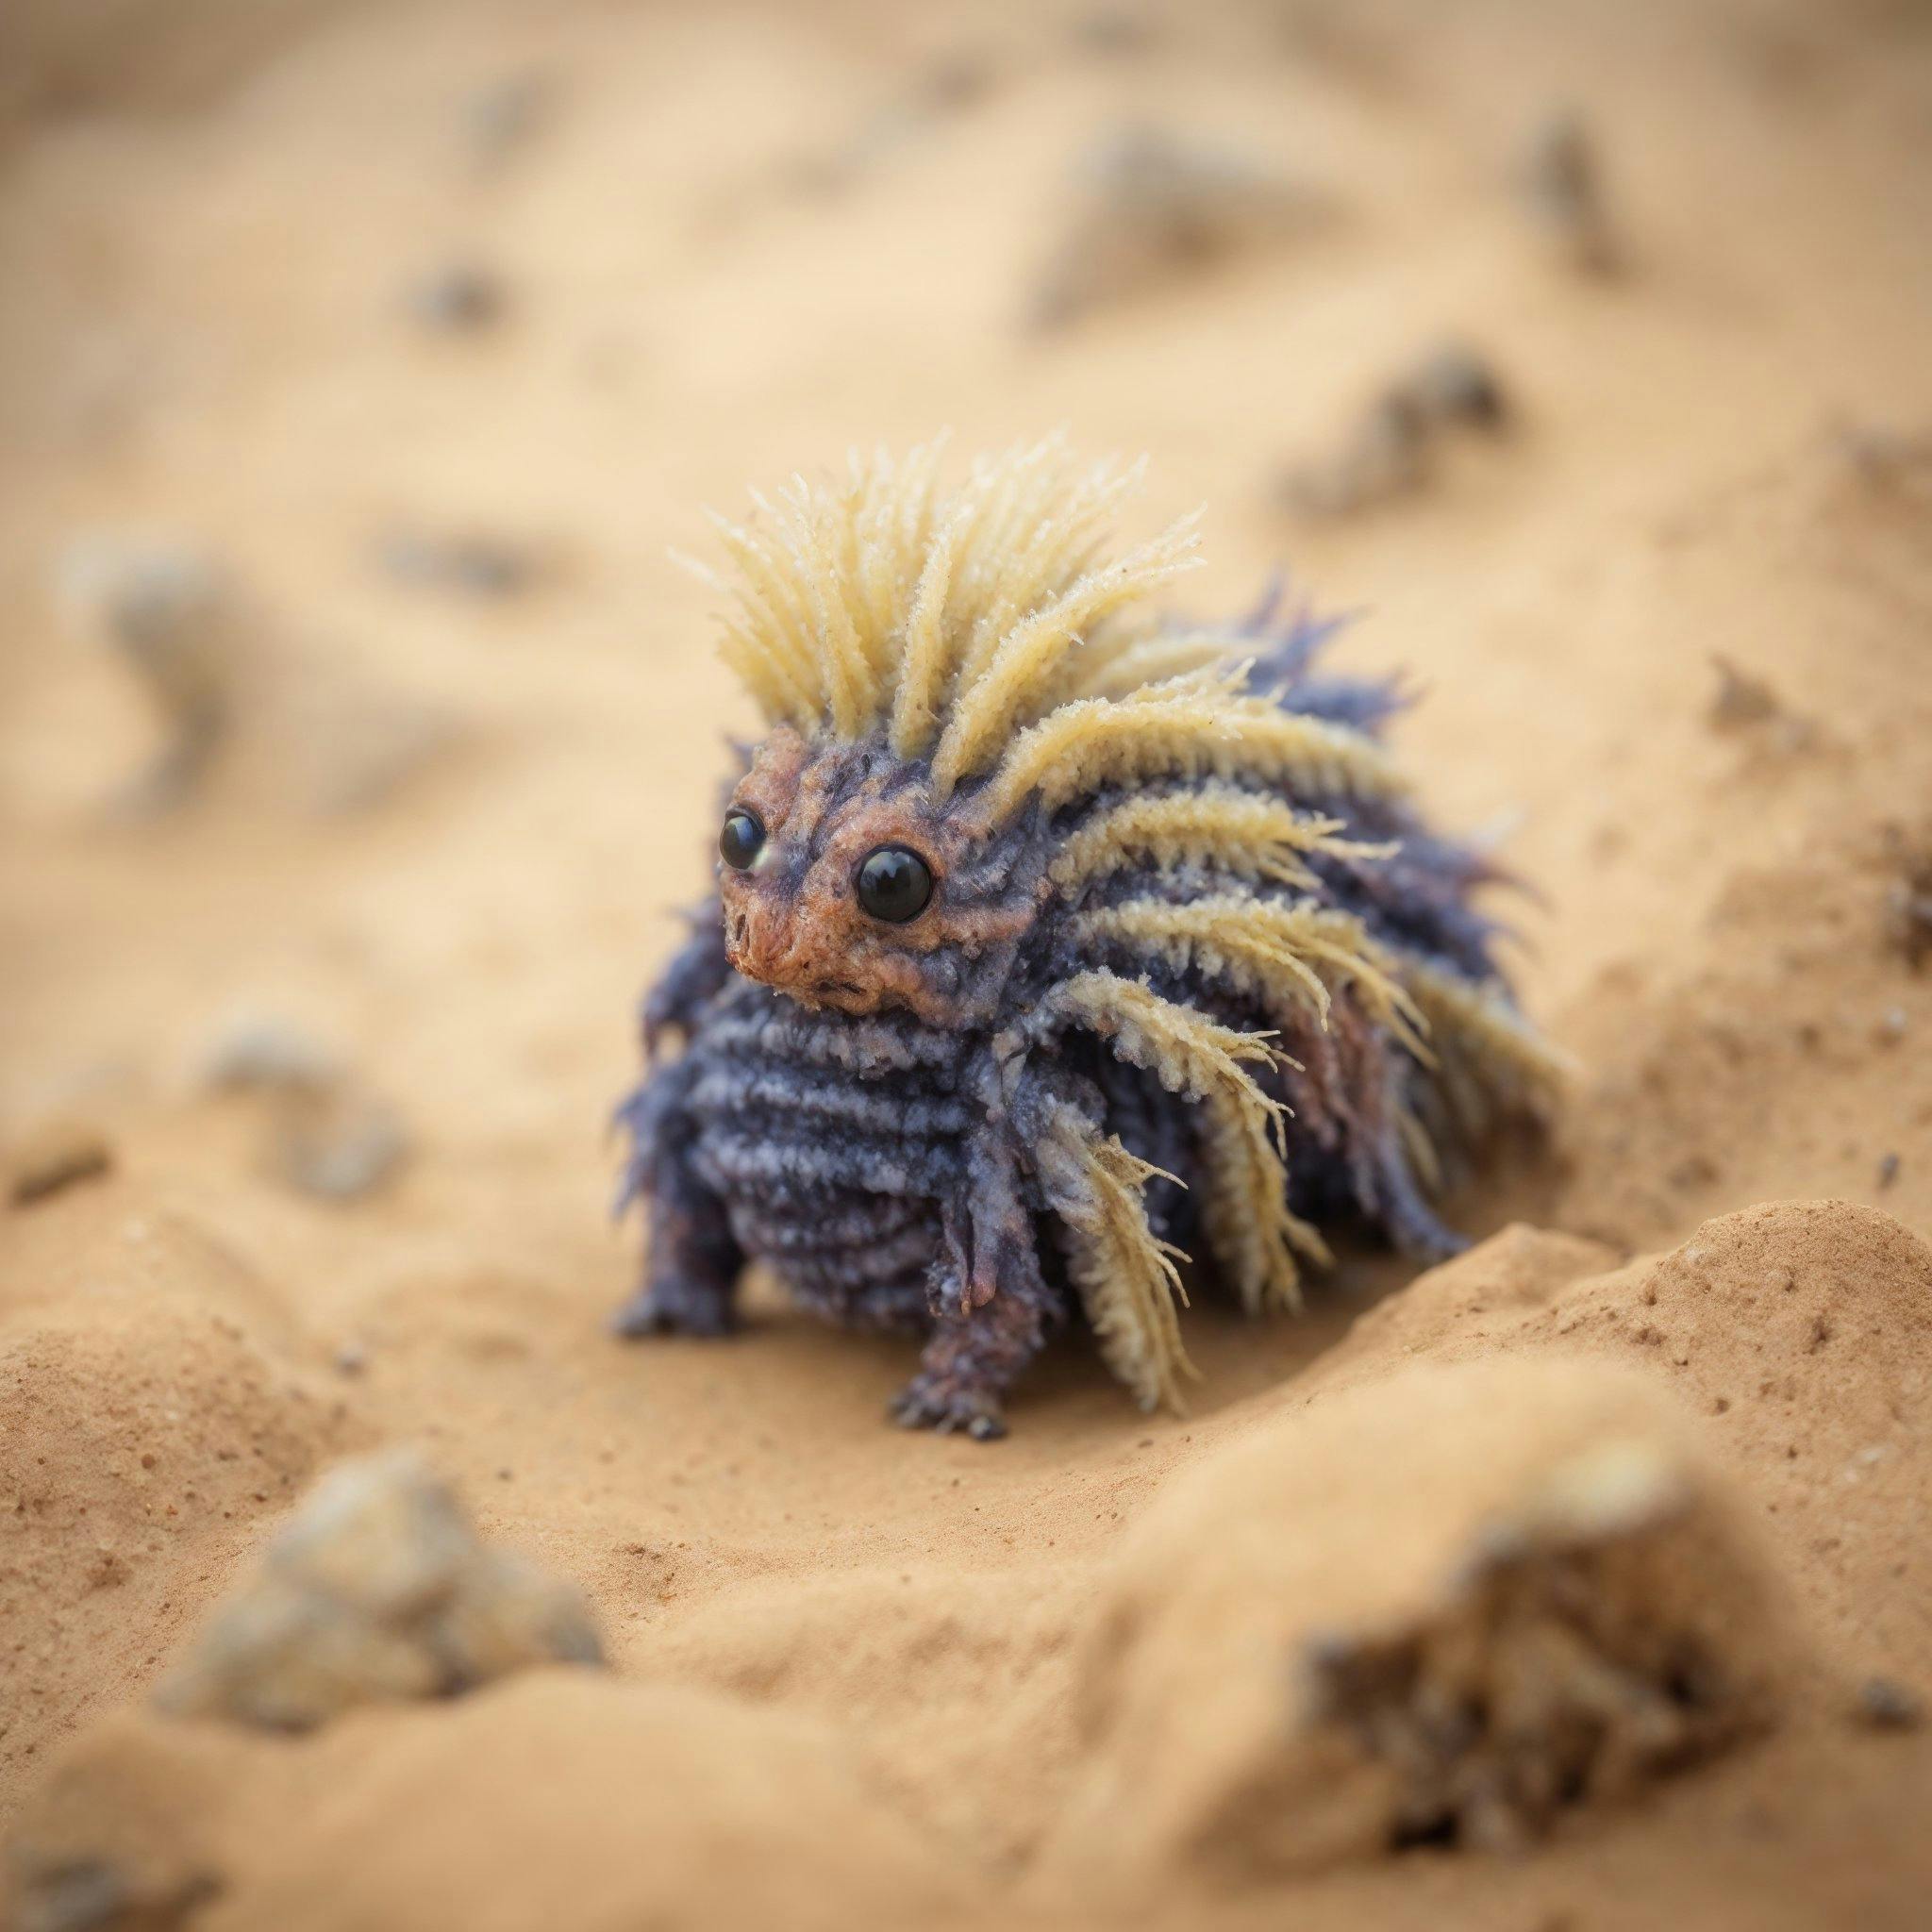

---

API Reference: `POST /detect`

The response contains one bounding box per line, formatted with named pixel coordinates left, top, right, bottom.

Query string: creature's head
left=713, top=724, right=1040, bottom=1024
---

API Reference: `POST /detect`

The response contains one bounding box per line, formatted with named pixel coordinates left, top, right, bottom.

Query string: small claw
left=888, top=1379, right=1008, bottom=1441
left=609, top=1279, right=736, bottom=1341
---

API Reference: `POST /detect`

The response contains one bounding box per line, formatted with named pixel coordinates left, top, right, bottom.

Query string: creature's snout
left=723, top=897, right=807, bottom=990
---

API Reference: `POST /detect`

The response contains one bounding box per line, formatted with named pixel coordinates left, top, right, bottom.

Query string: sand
left=2, top=0, right=1930, bottom=1925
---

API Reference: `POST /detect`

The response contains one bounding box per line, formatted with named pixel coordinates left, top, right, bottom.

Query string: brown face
left=715, top=726, right=1035, bottom=1024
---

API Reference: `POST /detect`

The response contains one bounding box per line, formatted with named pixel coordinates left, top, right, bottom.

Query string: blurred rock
left=6, top=1116, right=114, bottom=1208
left=271, top=1088, right=408, bottom=1202
left=459, top=69, right=553, bottom=170
left=1028, top=125, right=1329, bottom=330
left=196, top=1013, right=341, bottom=1096
left=1407, top=341, right=1509, bottom=431
left=1855, top=1675, right=1923, bottom=1730
left=155, top=1450, right=602, bottom=1731
left=1884, top=849, right=1932, bottom=971
left=1050, top=1358, right=1794, bottom=1891
left=56, top=533, right=234, bottom=810
left=1519, top=109, right=1620, bottom=275
left=374, top=527, right=541, bottom=600
left=1282, top=340, right=1509, bottom=517
left=402, top=260, right=506, bottom=333
left=193, top=1013, right=407, bottom=1203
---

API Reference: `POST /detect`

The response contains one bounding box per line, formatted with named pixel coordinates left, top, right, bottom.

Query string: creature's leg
left=611, top=1062, right=742, bottom=1339
left=888, top=1280, right=1050, bottom=1441
left=888, top=1129, right=1054, bottom=1441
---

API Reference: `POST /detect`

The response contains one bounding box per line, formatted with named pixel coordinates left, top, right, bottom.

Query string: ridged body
left=619, top=613, right=1531, bottom=1424
left=614, top=441, right=1557, bottom=1435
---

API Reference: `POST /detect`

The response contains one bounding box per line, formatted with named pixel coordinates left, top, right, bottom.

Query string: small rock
left=1855, top=1675, right=1923, bottom=1730
left=1876, top=1152, right=1901, bottom=1191
left=375, top=528, right=541, bottom=599
left=196, top=1013, right=341, bottom=1095
left=1705, top=655, right=1816, bottom=750
left=194, top=1013, right=408, bottom=1202
left=155, top=1449, right=603, bottom=1731
left=1519, top=109, right=1620, bottom=275
left=273, top=1090, right=408, bottom=1203
left=1282, top=341, right=1509, bottom=518
left=403, top=260, right=507, bottom=332
left=1027, top=125, right=1328, bottom=330
left=57, top=533, right=234, bottom=809
left=460, top=70, right=552, bottom=169
left=6, top=1116, right=114, bottom=1208
left=1707, top=654, right=1781, bottom=728
left=1406, top=341, right=1509, bottom=431
left=1884, top=851, right=1932, bottom=971
left=1833, top=420, right=1932, bottom=495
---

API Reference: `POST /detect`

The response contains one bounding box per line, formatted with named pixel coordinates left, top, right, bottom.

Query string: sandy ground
left=3, top=0, right=1931, bottom=1925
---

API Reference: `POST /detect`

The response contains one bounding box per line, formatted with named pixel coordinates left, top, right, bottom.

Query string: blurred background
left=2, top=0, right=1930, bottom=1284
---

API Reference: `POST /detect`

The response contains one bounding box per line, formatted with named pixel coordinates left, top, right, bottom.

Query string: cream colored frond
left=982, top=689, right=1406, bottom=824
left=1074, top=893, right=1427, bottom=1056
left=1403, top=960, right=1571, bottom=1132
left=1035, top=1101, right=1196, bottom=1412
left=929, top=511, right=1205, bottom=797
left=698, top=438, right=1238, bottom=785
left=1050, top=785, right=1358, bottom=898
left=1038, top=973, right=1326, bottom=1315
left=1060, top=628, right=1239, bottom=701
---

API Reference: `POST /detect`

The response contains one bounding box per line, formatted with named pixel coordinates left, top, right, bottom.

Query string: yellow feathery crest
left=1059, top=628, right=1237, bottom=702
left=1035, top=1101, right=1196, bottom=1413
left=981, top=687, right=1406, bottom=824
left=1050, top=785, right=1368, bottom=898
left=928, top=511, right=1205, bottom=797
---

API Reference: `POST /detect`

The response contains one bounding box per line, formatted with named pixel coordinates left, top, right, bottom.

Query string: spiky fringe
left=1403, top=960, right=1572, bottom=1134
left=1038, top=973, right=1327, bottom=1317
left=1035, top=1100, right=1196, bottom=1412
left=688, top=436, right=1216, bottom=791
left=980, top=685, right=1405, bottom=824
left=1049, top=785, right=1375, bottom=898
left=690, top=439, right=1407, bottom=824
left=1074, top=893, right=1427, bottom=1054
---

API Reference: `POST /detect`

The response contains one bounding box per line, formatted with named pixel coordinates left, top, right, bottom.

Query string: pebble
left=5, top=1116, right=114, bottom=1207
left=1027, top=125, right=1327, bottom=330
left=403, top=260, right=507, bottom=332
left=1519, top=109, right=1620, bottom=275
left=1855, top=1675, right=1924, bottom=1730
left=155, top=1449, right=603, bottom=1731
left=56, top=532, right=233, bottom=808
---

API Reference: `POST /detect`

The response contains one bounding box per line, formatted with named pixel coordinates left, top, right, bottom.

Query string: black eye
left=855, top=845, right=933, bottom=924
left=719, top=808, right=765, bottom=872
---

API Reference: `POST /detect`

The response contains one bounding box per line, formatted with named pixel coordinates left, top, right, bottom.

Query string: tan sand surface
left=3, top=1, right=1931, bottom=1925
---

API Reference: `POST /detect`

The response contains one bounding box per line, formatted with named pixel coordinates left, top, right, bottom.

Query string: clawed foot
left=889, top=1376, right=1008, bottom=1441
left=609, top=1276, right=737, bottom=1340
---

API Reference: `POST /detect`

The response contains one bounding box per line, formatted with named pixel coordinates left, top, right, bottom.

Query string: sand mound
left=1323, top=1200, right=1932, bottom=1673
left=7, top=1675, right=965, bottom=1932
left=1047, top=1357, right=1792, bottom=1894
left=0, top=1196, right=356, bottom=1811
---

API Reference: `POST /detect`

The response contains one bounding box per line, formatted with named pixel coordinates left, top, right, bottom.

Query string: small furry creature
left=617, top=440, right=1558, bottom=1437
